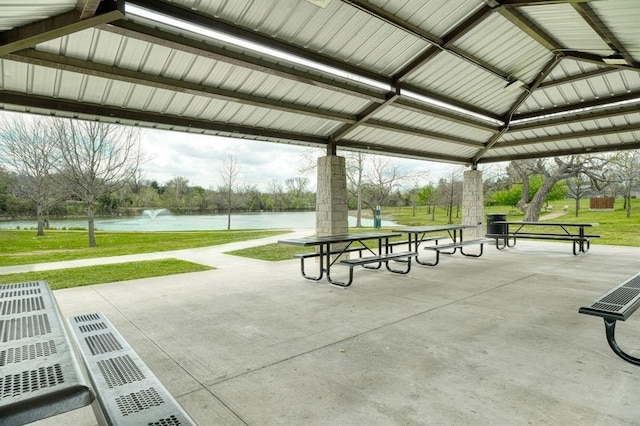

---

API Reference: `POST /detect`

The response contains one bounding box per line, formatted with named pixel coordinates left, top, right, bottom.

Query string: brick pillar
left=462, top=169, right=484, bottom=240
left=316, top=156, right=348, bottom=236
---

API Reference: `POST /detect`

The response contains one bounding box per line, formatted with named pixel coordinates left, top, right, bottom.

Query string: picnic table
left=487, top=221, right=599, bottom=255
left=278, top=232, right=416, bottom=287
left=395, top=224, right=493, bottom=266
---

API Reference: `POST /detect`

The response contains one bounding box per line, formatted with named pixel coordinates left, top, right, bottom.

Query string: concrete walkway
left=17, top=236, right=640, bottom=425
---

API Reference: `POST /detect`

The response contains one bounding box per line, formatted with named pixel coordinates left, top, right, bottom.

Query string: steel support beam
left=0, top=0, right=124, bottom=56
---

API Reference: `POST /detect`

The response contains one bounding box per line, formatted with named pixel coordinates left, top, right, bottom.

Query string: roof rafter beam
left=510, top=103, right=640, bottom=131
left=77, top=0, right=102, bottom=19
left=538, top=68, right=618, bottom=88
left=0, top=91, right=329, bottom=146
left=342, top=0, right=510, bottom=81
left=338, top=139, right=470, bottom=165
left=477, top=140, right=640, bottom=163
left=485, top=0, right=599, bottom=6
left=8, top=49, right=357, bottom=124
left=571, top=2, right=639, bottom=67
left=495, top=6, right=562, bottom=51
left=330, top=93, right=399, bottom=142
left=0, top=0, right=124, bottom=56
left=513, top=90, right=640, bottom=121
left=563, top=50, right=640, bottom=72
left=364, top=120, right=485, bottom=148
left=499, top=122, right=640, bottom=147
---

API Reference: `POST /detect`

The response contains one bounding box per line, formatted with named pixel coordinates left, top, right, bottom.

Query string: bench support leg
left=604, top=319, right=640, bottom=366
left=300, top=247, right=324, bottom=281
left=460, top=243, right=485, bottom=257
left=385, top=258, right=412, bottom=274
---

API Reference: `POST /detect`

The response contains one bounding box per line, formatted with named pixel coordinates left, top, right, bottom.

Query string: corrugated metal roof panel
left=36, top=27, right=371, bottom=117
left=488, top=130, right=640, bottom=161
left=368, top=0, right=480, bottom=37
left=0, top=0, right=75, bottom=31
left=371, top=104, right=494, bottom=142
left=519, top=70, right=640, bottom=113
left=502, top=112, right=640, bottom=142
left=349, top=125, right=478, bottom=159
left=544, top=60, right=604, bottom=82
left=591, top=0, right=640, bottom=64
left=520, top=4, right=610, bottom=56
left=404, top=51, right=521, bottom=115
left=168, top=0, right=429, bottom=77
left=454, top=13, right=551, bottom=83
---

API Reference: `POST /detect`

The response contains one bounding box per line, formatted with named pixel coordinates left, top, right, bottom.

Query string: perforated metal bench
left=579, top=272, right=640, bottom=366
left=67, top=312, right=196, bottom=425
left=0, top=281, right=94, bottom=425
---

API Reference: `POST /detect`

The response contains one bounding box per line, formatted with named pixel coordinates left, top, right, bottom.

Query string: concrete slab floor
left=28, top=241, right=640, bottom=425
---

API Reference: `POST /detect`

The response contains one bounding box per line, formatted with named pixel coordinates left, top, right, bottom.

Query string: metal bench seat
left=422, top=238, right=494, bottom=266
left=67, top=312, right=195, bottom=425
left=333, top=251, right=417, bottom=287
left=579, top=273, right=640, bottom=366
left=0, top=281, right=94, bottom=425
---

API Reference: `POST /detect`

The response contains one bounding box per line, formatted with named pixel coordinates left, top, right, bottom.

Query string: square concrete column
left=462, top=169, right=484, bottom=240
left=316, top=156, right=348, bottom=236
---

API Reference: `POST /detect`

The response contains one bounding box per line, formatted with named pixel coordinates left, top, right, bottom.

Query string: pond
left=0, top=211, right=395, bottom=231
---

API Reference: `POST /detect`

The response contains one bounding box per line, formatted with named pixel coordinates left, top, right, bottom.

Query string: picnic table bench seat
left=333, top=251, right=417, bottom=287
left=486, top=233, right=600, bottom=255
left=422, top=238, right=494, bottom=266
left=579, top=272, right=640, bottom=366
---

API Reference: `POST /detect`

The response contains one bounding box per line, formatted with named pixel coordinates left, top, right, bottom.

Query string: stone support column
left=462, top=169, right=484, bottom=240
left=316, top=156, right=348, bottom=236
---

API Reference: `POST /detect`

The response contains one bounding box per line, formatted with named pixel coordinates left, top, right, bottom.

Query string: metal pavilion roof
left=1, top=0, right=639, bottom=167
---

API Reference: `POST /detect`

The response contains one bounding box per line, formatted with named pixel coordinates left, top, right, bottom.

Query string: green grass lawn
left=0, top=259, right=213, bottom=290
left=0, top=229, right=287, bottom=266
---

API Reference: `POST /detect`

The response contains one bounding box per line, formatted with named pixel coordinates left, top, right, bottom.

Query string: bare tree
left=609, top=150, right=640, bottom=218
left=221, top=155, right=240, bottom=230
left=436, top=170, right=463, bottom=224
left=52, top=119, right=143, bottom=247
left=0, top=115, right=65, bottom=236
left=566, top=173, right=595, bottom=217
left=360, top=156, right=404, bottom=216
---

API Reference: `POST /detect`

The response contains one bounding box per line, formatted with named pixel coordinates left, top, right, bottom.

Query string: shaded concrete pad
left=39, top=241, right=640, bottom=425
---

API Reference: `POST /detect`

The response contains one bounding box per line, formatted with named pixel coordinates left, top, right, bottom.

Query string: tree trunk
left=574, top=197, right=580, bottom=217
left=524, top=178, right=557, bottom=222
left=36, top=205, right=45, bottom=237
left=626, top=193, right=632, bottom=218
left=356, top=186, right=362, bottom=227
left=87, top=202, right=96, bottom=247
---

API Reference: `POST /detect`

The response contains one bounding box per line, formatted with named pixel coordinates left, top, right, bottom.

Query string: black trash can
left=486, top=213, right=507, bottom=236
